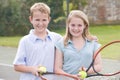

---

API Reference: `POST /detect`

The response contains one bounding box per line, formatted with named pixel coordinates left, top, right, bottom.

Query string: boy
left=13, top=2, right=62, bottom=80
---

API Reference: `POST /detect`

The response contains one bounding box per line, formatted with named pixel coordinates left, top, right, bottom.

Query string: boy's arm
left=14, top=64, right=39, bottom=76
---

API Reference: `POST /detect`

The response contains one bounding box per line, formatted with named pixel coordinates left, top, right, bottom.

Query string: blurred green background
left=0, top=0, right=120, bottom=59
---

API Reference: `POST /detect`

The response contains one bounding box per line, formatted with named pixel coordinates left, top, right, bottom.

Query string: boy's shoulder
left=19, top=34, right=30, bottom=42
left=48, top=30, right=62, bottom=38
left=48, top=30, right=62, bottom=42
left=49, top=31, right=61, bottom=37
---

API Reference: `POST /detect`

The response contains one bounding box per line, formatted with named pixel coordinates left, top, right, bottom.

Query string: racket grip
left=87, top=73, right=103, bottom=77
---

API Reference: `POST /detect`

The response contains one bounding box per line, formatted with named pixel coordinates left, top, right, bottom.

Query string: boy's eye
left=43, top=19, right=47, bottom=21
left=36, top=19, right=40, bottom=21
left=71, top=24, right=75, bottom=27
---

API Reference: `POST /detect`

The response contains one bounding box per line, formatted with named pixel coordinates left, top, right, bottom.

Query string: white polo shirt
left=13, top=29, right=62, bottom=80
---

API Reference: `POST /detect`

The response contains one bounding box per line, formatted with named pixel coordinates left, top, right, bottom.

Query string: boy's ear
left=29, top=16, right=32, bottom=23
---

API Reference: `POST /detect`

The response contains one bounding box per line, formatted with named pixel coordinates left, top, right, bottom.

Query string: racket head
left=87, top=40, right=120, bottom=78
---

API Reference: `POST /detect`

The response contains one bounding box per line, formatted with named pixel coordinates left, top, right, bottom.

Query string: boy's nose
left=38, top=21, right=43, bottom=25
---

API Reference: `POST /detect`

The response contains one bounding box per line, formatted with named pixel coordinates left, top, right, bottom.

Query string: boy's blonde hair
left=30, top=2, right=50, bottom=17
left=64, top=10, right=92, bottom=46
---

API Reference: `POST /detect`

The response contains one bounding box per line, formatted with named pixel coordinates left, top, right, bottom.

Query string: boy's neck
left=34, top=30, right=48, bottom=40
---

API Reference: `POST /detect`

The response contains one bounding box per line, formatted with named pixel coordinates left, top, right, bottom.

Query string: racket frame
left=86, top=40, right=120, bottom=77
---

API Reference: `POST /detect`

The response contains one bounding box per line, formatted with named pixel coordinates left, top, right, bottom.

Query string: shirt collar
left=67, top=38, right=90, bottom=44
left=29, top=29, right=52, bottom=42
left=67, top=39, right=73, bottom=44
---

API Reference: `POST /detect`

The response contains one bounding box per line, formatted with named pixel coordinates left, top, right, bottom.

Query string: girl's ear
left=49, top=17, right=51, bottom=22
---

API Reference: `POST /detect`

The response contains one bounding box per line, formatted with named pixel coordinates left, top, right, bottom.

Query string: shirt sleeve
left=55, top=38, right=64, bottom=53
left=13, top=37, right=26, bottom=65
left=93, top=41, right=101, bottom=53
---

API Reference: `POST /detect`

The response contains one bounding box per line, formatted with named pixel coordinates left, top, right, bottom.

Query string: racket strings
left=86, top=60, right=103, bottom=77
left=86, top=40, right=120, bottom=77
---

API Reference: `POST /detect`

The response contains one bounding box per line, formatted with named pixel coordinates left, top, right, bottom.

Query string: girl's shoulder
left=87, top=40, right=101, bottom=51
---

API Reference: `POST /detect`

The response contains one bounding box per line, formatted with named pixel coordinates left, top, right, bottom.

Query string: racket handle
left=43, top=72, right=54, bottom=75
left=87, top=73, right=103, bottom=77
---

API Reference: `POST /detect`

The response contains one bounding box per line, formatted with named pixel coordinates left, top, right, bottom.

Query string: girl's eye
left=78, top=24, right=82, bottom=27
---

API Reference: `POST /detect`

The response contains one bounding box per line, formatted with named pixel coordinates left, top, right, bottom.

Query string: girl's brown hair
left=64, top=10, right=92, bottom=46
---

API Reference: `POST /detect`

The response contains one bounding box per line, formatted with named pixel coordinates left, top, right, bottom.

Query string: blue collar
left=67, top=38, right=91, bottom=45
left=29, top=29, right=52, bottom=42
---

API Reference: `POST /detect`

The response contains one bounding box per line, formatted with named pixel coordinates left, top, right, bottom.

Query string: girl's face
left=29, top=11, right=50, bottom=34
left=68, top=17, right=85, bottom=38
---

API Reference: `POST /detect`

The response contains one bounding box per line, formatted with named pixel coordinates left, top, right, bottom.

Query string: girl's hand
left=68, top=74, right=81, bottom=80
left=78, top=67, right=87, bottom=80
left=79, top=67, right=86, bottom=72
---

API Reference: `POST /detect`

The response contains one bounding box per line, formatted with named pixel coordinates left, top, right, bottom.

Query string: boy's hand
left=39, top=75, right=48, bottom=80
left=91, top=35, right=98, bottom=41
left=38, top=66, right=47, bottom=75
left=30, top=66, right=39, bottom=76
left=88, top=35, right=98, bottom=41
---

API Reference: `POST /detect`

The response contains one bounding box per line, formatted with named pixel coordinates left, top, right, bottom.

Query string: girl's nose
left=74, top=26, right=78, bottom=30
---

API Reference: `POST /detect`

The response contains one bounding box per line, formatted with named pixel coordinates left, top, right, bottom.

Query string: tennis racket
left=85, top=40, right=120, bottom=79
left=38, top=72, right=74, bottom=80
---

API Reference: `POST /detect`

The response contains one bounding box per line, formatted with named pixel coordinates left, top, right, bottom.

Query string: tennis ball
left=79, top=71, right=87, bottom=79
left=38, top=66, right=47, bottom=74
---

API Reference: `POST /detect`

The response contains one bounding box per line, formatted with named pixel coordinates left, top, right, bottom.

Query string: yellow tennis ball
left=79, top=71, right=87, bottom=79
left=38, top=66, right=47, bottom=73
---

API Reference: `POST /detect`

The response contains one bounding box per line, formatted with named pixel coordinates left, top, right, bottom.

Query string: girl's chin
left=72, top=34, right=81, bottom=37
left=72, top=33, right=81, bottom=35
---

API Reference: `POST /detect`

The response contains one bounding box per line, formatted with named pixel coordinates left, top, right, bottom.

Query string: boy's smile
left=29, top=11, right=50, bottom=34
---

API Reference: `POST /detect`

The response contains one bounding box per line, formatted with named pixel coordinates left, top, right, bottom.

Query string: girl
left=55, top=10, right=102, bottom=80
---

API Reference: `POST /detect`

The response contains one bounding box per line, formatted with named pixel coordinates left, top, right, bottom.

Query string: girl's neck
left=72, top=36, right=85, bottom=42
left=72, top=36, right=85, bottom=51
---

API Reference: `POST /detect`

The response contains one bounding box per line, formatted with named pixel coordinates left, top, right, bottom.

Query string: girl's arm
left=85, top=50, right=102, bottom=74
left=54, top=48, right=80, bottom=80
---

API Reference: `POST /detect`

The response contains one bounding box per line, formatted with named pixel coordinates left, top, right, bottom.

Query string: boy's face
left=29, top=11, right=50, bottom=34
